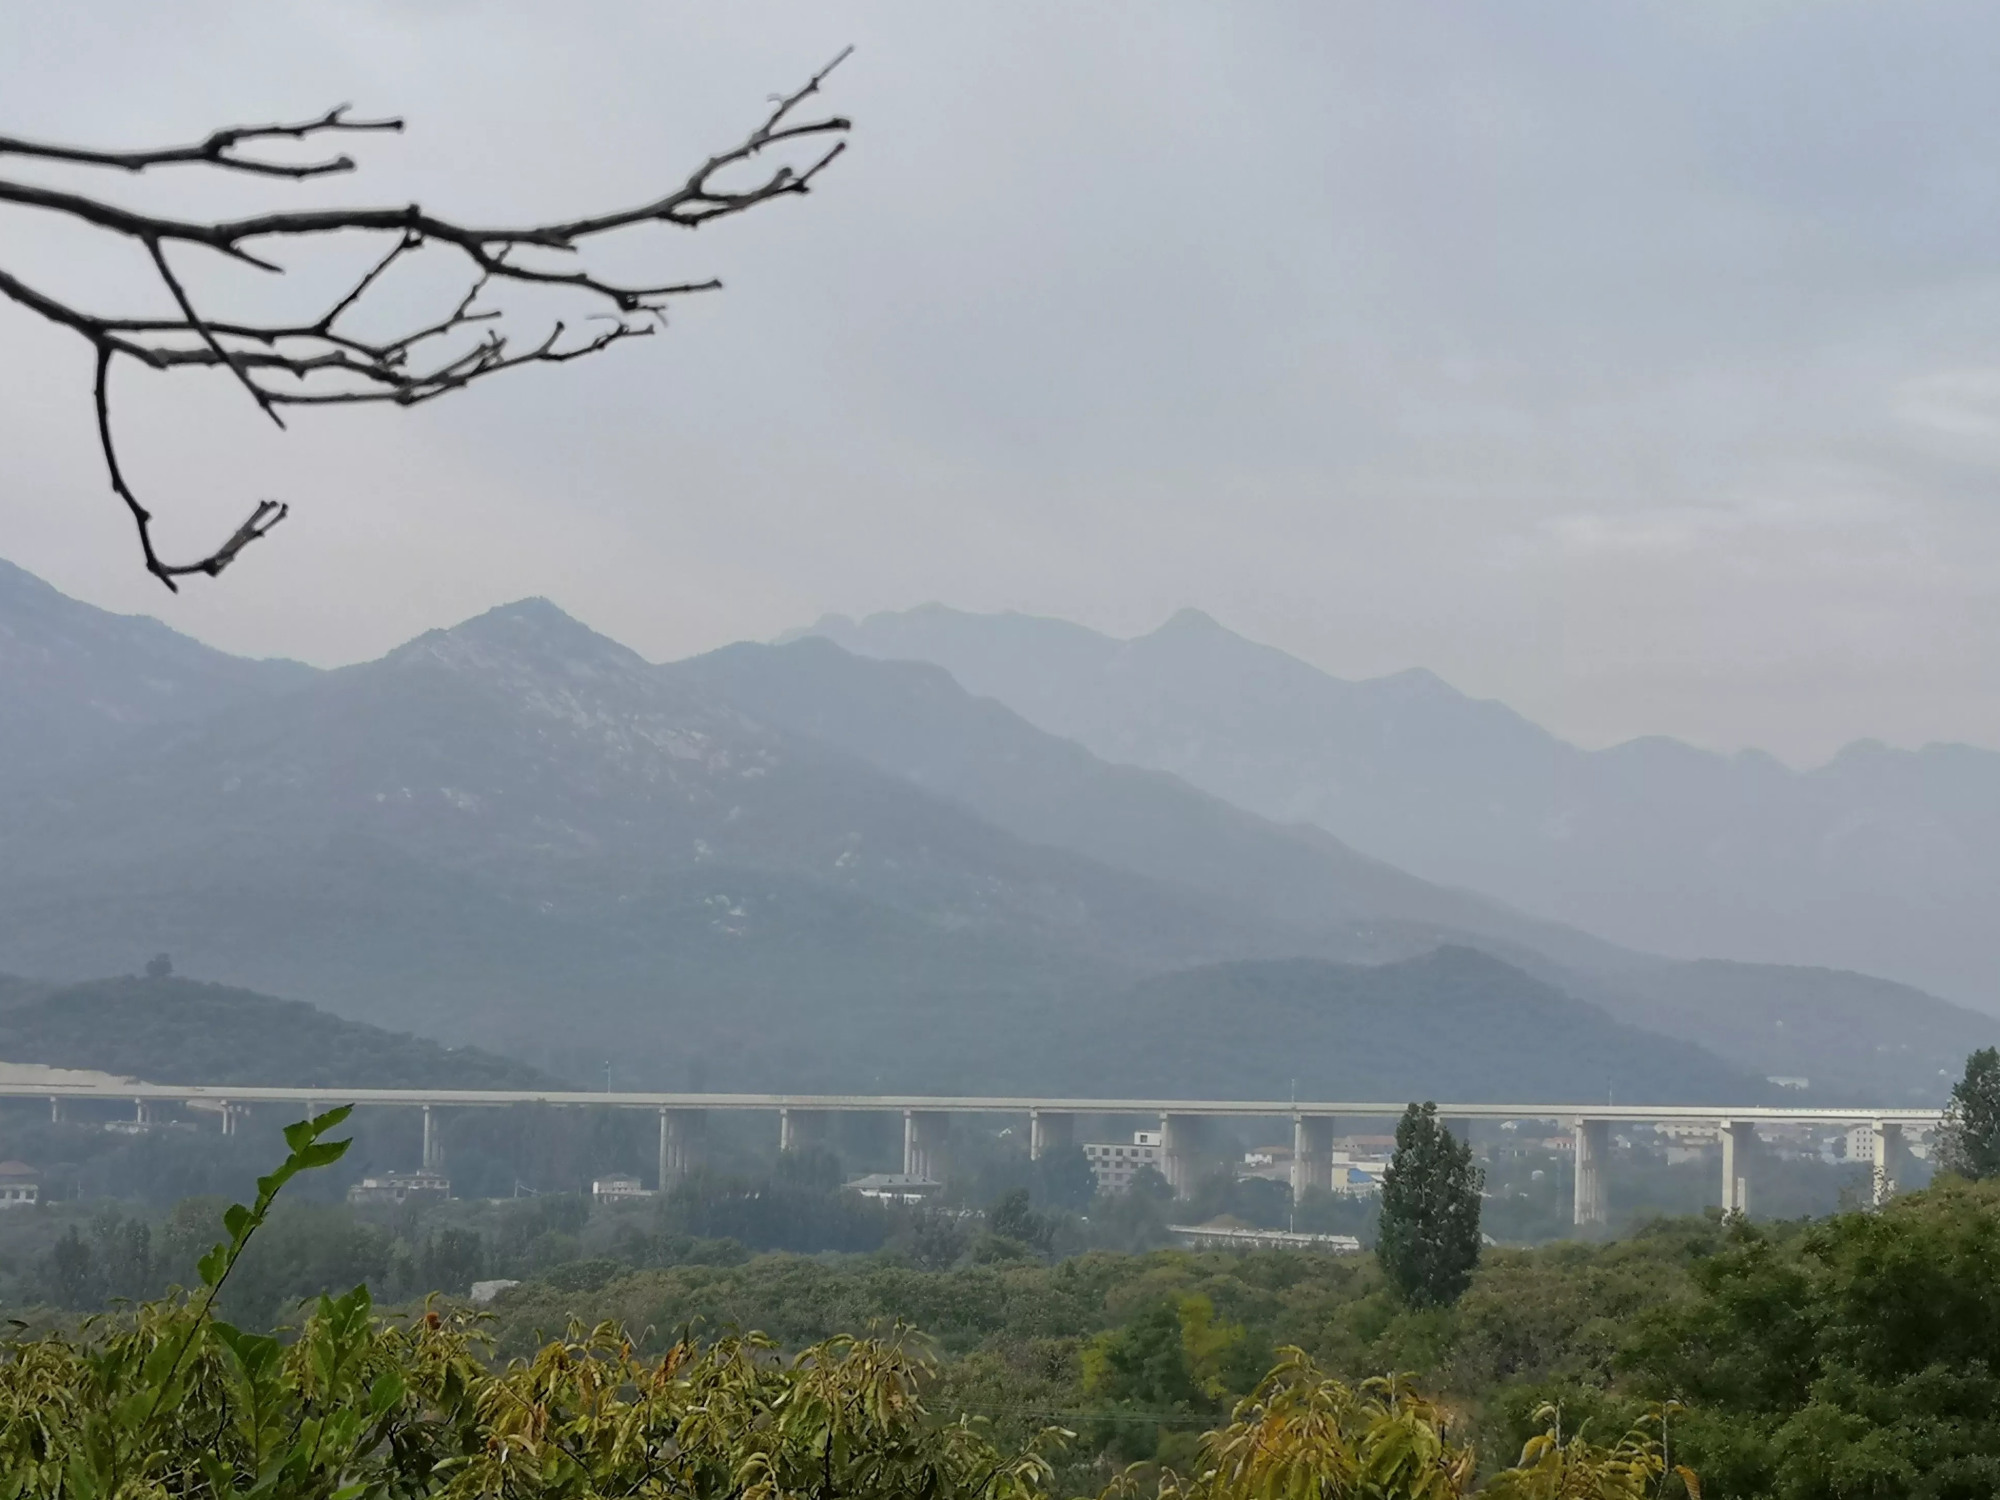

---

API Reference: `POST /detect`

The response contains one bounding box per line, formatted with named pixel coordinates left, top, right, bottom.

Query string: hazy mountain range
left=0, top=558, right=1989, bottom=1101
left=809, top=605, right=2000, bottom=1012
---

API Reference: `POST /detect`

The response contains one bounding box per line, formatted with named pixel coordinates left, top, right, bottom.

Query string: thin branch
left=145, top=237, right=286, bottom=427
left=0, top=50, right=853, bottom=588
left=0, top=104, right=402, bottom=179
left=93, top=347, right=289, bottom=590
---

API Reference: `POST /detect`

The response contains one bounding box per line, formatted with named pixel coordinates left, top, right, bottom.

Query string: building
left=1083, top=1130, right=1165, bottom=1194
left=1328, top=1151, right=1389, bottom=1195
left=845, top=1173, right=941, bottom=1204
left=1168, top=1221, right=1363, bottom=1254
left=0, top=1161, right=38, bottom=1208
left=346, top=1169, right=449, bottom=1205
left=592, top=1175, right=653, bottom=1204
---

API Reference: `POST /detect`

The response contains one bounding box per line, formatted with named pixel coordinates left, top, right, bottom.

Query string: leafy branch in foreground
left=0, top=52, right=851, bottom=589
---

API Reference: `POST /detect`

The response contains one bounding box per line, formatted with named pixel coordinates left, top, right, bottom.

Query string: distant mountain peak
left=1152, top=606, right=1230, bottom=637
left=390, top=597, right=646, bottom=678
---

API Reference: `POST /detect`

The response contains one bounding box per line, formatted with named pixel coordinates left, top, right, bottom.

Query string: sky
left=5, top=2, right=2000, bottom=765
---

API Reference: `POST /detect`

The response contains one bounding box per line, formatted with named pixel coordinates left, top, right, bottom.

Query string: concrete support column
left=1872, top=1121, right=1906, bottom=1207
left=48, top=1097, right=62, bottom=1124
left=1292, top=1115, right=1334, bottom=1199
left=1721, top=1120, right=1754, bottom=1216
left=1029, top=1109, right=1073, bottom=1161
left=779, top=1107, right=829, bottom=1154
left=657, top=1108, right=704, bottom=1187
left=133, top=1099, right=150, bottom=1127
left=422, top=1105, right=440, bottom=1170
left=903, top=1110, right=949, bottom=1181
left=1161, top=1113, right=1206, bottom=1197
left=219, top=1102, right=236, bottom=1136
left=1573, top=1118, right=1609, bottom=1225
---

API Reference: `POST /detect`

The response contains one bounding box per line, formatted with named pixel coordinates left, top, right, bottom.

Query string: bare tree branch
left=0, top=104, right=403, bottom=179
left=0, top=48, right=853, bottom=590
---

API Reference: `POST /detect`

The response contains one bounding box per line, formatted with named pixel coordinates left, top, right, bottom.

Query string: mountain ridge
left=807, top=604, right=2000, bottom=1008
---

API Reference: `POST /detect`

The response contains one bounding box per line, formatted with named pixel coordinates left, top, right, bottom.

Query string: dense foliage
left=0, top=1116, right=1687, bottom=1499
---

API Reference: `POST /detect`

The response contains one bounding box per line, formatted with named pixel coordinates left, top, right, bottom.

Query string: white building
left=1329, top=1151, right=1390, bottom=1195
left=346, top=1169, right=449, bottom=1205
left=1083, top=1130, right=1165, bottom=1194
left=592, top=1175, right=654, bottom=1204
left=845, top=1173, right=941, bottom=1204
left=0, top=1161, right=38, bottom=1208
left=1168, top=1222, right=1363, bottom=1254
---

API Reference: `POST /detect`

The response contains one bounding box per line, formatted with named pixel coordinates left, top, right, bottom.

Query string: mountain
left=807, top=605, right=2000, bottom=1010
left=0, top=557, right=314, bottom=779
left=672, top=637, right=1627, bottom=972
left=0, top=593, right=1338, bottom=1088
left=677, top=635, right=1998, bottom=1100
left=1086, top=947, right=1757, bottom=1104
left=0, top=562, right=1981, bottom=1103
left=0, top=974, right=557, bottom=1089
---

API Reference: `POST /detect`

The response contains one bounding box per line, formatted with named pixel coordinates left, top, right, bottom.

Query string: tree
left=988, top=1186, right=1052, bottom=1252
left=143, top=953, right=172, bottom=980
left=1034, top=1142, right=1099, bottom=1211
left=1937, top=1046, right=2000, bottom=1180
left=1378, top=1101, right=1483, bottom=1308
left=0, top=54, right=851, bottom=588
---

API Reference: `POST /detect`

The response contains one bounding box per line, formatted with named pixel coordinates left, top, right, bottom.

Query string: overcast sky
left=7, top=2, right=2000, bottom=764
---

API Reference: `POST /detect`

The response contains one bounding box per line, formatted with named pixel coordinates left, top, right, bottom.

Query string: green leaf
left=311, top=1103, right=355, bottom=1133
left=223, top=1203, right=254, bottom=1244
left=298, top=1138, right=351, bottom=1170
left=368, top=1370, right=406, bottom=1416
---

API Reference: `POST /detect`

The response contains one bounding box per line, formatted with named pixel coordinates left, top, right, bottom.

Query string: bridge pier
left=1721, top=1120, right=1754, bottom=1215
left=658, top=1107, right=704, bottom=1187
left=421, top=1105, right=441, bottom=1170
left=1161, top=1112, right=1207, bottom=1196
left=1573, top=1118, right=1608, bottom=1225
left=903, top=1109, right=949, bottom=1180
left=1292, top=1114, right=1334, bottom=1198
left=219, top=1101, right=236, bottom=1136
left=1029, top=1109, right=1073, bottom=1160
left=779, top=1107, right=829, bottom=1153
left=1872, top=1120, right=1907, bottom=1206
left=48, top=1096, right=61, bottom=1124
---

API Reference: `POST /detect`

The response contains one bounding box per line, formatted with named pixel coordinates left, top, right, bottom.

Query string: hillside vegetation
left=0, top=975, right=555, bottom=1089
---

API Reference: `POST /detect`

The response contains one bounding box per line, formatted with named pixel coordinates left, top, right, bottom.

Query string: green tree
left=1622, top=1179, right=2000, bottom=1497
left=989, top=1187, right=1053, bottom=1252
left=43, top=1225, right=99, bottom=1308
left=1378, top=1102, right=1483, bottom=1308
left=1937, top=1046, right=2000, bottom=1180
left=1035, top=1142, right=1099, bottom=1210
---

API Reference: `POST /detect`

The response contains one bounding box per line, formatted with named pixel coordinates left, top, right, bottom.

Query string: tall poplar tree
left=1377, top=1101, right=1483, bottom=1308
left=1939, top=1047, right=2000, bottom=1181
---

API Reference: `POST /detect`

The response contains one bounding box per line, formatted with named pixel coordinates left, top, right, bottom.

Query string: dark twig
left=0, top=105, right=403, bottom=179
left=0, top=50, right=852, bottom=587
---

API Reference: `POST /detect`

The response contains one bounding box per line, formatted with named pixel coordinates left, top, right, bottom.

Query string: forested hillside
left=0, top=974, right=555, bottom=1088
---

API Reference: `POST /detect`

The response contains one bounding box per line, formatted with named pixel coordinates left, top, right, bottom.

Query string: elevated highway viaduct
left=0, top=1083, right=1941, bottom=1224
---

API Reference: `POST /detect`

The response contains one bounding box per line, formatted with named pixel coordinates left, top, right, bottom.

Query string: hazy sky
left=6, top=2, right=2000, bottom=764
